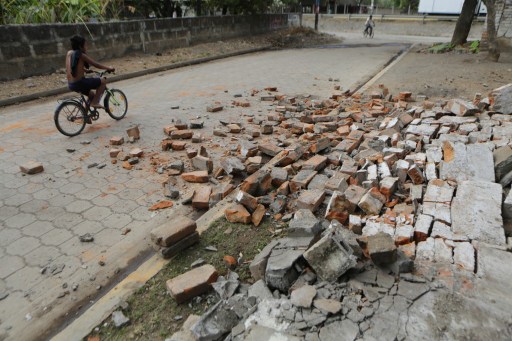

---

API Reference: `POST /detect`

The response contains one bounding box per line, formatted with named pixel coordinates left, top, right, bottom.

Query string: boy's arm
left=82, top=53, right=115, bottom=72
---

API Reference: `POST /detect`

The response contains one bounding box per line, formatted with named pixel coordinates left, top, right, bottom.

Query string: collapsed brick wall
left=0, top=14, right=288, bottom=81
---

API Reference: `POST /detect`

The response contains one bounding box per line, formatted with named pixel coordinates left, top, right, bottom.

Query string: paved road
left=0, top=44, right=404, bottom=340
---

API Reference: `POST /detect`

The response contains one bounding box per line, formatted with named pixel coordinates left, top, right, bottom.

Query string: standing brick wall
left=0, top=14, right=288, bottom=81
left=496, top=0, right=512, bottom=37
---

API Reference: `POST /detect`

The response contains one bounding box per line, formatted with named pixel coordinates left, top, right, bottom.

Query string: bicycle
left=363, top=26, right=374, bottom=38
left=54, top=70, right=128, bottom=136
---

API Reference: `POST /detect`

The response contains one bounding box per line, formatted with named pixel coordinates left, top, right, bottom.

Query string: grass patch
left=426, top=40, right=480, bottom=54
left=428, top=43, right=454, bottom=54
left=86, top=216, right=280, bottom=341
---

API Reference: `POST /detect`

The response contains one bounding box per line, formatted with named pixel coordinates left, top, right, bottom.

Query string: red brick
left=325, top=191, right=353, bottom=224
left=161, top=140, right=173, bottom=151
left=181, top=171, right=209, bottom=183
left=277, top=181, right=290, bottom=196
left=302, top=155, right=328, bottom=171
left=150, top=215, right=197, bottom=247
left=129, top=148, right=143, bottom=157
left=172, top=141, right=187, bottom=151
left=110, top=136, right=124, bottom=145
left=290, top=170, right=317, bottom=193
left=164, top=125, right=178, bottom=135
left=251, top=204, right=266, bottom=227
left=19, top=161, right=44, bottom=175
left=207, top=104, right=223, bottom=112
left=297, top=189, right=326, bottom=212
left=259, top=143, right=282, bottom=157
left=166, top=264, right=218, bottom=303
left=225, top=204, right=252, bottom=224
left=171, top=130, right=193, bottom=140
left=310, top=137, right=330, bottom=154
left=227, top=124, right=241, bottom=133
left=186, top=148, right=198, bottom=159
left=192, top=186, right=211, bottom=210
left=240, top=171, right=272, bottom=196
left=235, top=190, right=258, bottom=212
left=109, top=148, right=121, bottom=158
left=126, top=126, right=140, bottom=140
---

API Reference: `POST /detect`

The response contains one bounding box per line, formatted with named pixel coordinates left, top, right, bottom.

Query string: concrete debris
left=303, top=232, right=356, bottom=282
left=148, top=86, right=512, bottom=341
left=112, top=310, right=130, bottom=328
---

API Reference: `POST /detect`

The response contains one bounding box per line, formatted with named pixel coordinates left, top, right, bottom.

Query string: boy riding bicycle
left=66, top=35, right=115, bottom=109
left=364, top=15, right=375, bottom=36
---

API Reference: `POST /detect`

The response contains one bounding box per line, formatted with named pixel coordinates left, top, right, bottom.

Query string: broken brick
left=251, top=204, right=266, bottom=227
left=181, top=171, right=209, bottom=183
left=19, top=161, right=44, bottom=175
left=225, top=204, right=252, bottom=224
left=150, top=215, right=197, bottom=247
left=166, top=264, right=218, bottom=303
left=192, top=186, right=211, bottom=210
left=297, top=189, right=326, bottom=212
left=110, top=136, right=124, bottom=145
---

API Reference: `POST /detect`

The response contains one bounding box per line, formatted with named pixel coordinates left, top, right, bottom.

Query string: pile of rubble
left=147, top=82, right=512, bottom=341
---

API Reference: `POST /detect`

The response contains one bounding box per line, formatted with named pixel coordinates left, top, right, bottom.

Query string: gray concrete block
left=451, top=180, right=505, bottom=246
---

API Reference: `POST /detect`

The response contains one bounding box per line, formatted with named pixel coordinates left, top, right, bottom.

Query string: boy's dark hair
left=369, top=15, right=373, bottom=19
left=70, top=35, right=86, bottom=50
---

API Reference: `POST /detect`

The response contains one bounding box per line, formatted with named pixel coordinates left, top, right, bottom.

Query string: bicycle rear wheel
left=104, top=89, right=128, bottom=120
left=54, top=101, right=87, bottom=137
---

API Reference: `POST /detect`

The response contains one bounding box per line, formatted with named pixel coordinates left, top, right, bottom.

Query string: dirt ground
left=374, top=46, right=512, bottom=101
left=0, top=27, right=341, bottom=101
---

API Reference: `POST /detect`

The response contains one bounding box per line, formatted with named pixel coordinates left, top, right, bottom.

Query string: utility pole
left=314, top=0, right=320, bottom=30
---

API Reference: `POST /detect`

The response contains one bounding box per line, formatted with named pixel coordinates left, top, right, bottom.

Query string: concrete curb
left=355, top=43, right=416, bottom=95
left=0, top=46, right=271, bottom=108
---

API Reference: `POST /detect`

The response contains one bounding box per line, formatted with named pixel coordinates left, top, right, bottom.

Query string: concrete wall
left=0, top=14, right=288, bottom=81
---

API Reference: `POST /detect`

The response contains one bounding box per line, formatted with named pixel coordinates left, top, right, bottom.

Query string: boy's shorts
left=68, top=77, right=101, bottom=95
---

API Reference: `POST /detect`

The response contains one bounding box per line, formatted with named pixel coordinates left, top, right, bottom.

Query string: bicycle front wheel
left=104, top=89, right=128, bottom=120
left=54, top=101, right=87, bottom=137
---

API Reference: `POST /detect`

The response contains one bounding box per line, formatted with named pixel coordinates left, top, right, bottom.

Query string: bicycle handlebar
left=85, top=69, right=115, bottom=76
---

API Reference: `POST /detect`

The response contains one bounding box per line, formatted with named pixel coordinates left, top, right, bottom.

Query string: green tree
left=1, top=0, right=112, bottom=24
left=392, top=0, right=418, bottom=10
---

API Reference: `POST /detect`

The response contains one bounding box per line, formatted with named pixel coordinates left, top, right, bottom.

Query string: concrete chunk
left=451, top=180, right=505, bottom=245
left=303, top=233, right=356, bottom=282
left=290, top=284, right=316, bottom=308
left=453, top=242, right=475, bottom=272
left=490, top=83, right=512, bottom=114
left=367, top=232, right=397, bottom=265
left=288, top=209, right=322, bottom=237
